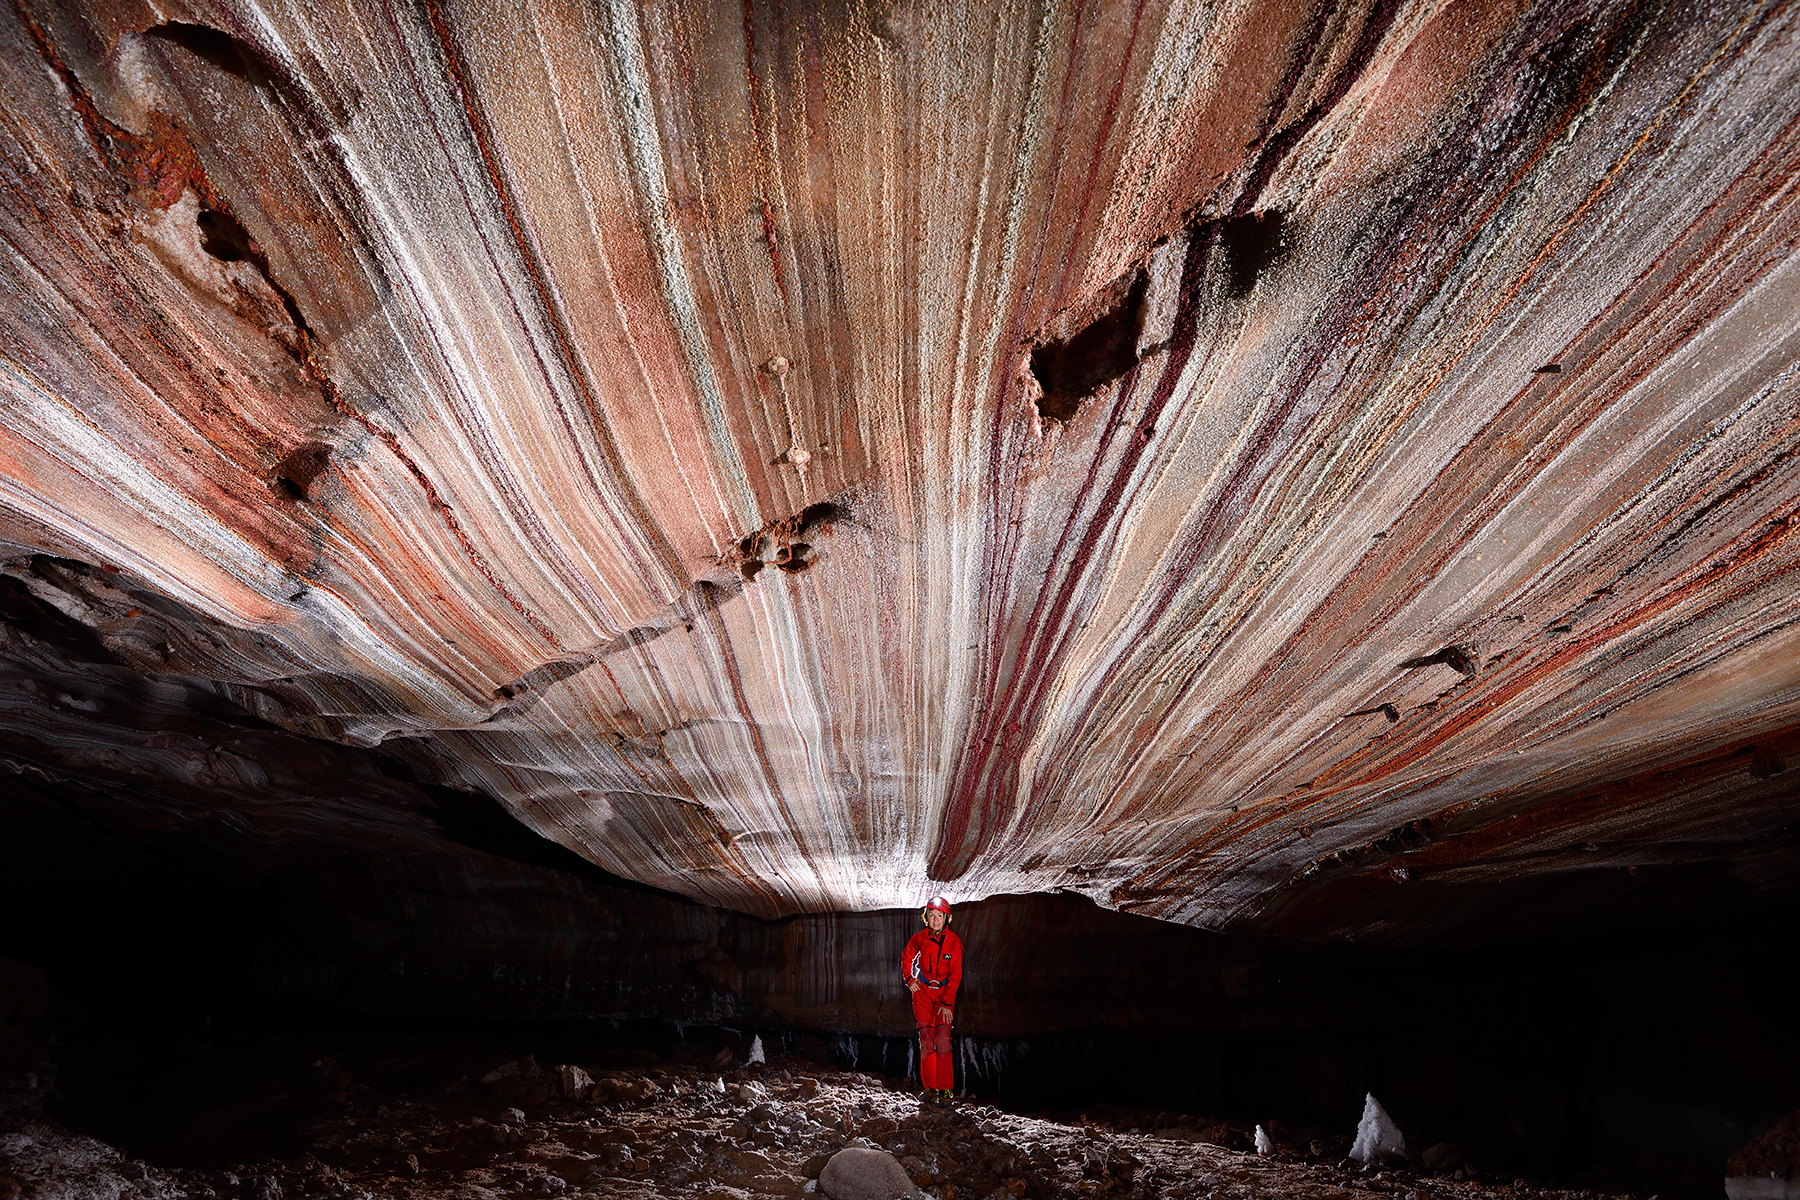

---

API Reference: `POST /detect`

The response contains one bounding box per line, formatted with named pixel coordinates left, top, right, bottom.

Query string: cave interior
left=2, top=0, right=1799, bottom=1197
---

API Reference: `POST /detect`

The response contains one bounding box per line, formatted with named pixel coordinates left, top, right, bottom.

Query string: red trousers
left=913, top=987, right=953, bottom=1091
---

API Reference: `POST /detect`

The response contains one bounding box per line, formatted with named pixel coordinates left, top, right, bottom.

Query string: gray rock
left=1728, top=1110, right=1800, bottom=1200
left=557, top=1064, right=593, bottom=1100
left=819, top=1146, right=923, bottom=1200
left=480, top=1057, right=537, bottom=1085
left=602, top=1076, right=660, bottom=1102
left=732, top=1149, right=776, bottom=1174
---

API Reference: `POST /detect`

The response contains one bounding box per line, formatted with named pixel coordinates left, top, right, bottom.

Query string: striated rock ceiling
left=3, top=0, right=1799, bottom=939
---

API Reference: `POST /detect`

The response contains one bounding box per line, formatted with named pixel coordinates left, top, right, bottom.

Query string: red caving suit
left=902, top=925, right=963, bottom=1092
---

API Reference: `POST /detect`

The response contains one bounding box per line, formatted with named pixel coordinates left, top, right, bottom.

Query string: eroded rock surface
left=1, top=0, right=1798, bottom=940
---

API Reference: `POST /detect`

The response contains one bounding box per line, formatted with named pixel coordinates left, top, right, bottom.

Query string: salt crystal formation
left=1350, top=1094, right=1406, bottom=1164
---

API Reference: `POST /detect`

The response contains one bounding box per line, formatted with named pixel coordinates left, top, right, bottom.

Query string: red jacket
left=902, top=927, right=963, bottom=1009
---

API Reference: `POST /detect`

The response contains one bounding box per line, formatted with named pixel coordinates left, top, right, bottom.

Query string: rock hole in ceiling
left=1220, top=208, right=1288, bottom=298
left=774, top=542, right=812, bottom=572
left=795, top=500, right=846, bottom=531
left=1749, top=748, right=1786, bottom=780
left=195, top=207, right=253, bottom=263
left=729, top=495, right=850, bottom=580
left=272, top=442, right=331, bottom=502
left=1398, top=645, right=1477, bottom=676
left=1029, top=269, right=1150, bottom=423
left=142, top=22, right=258, bottom=82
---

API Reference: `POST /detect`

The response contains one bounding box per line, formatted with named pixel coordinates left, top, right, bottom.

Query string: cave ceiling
left=2, top=0, right=1799, bottom=940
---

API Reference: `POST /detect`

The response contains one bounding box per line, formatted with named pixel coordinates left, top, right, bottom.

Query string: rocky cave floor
left=0, top=1038, right=1716, bottom=1200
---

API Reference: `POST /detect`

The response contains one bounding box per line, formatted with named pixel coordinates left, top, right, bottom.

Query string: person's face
left=925, top=910, right=947, bottom=932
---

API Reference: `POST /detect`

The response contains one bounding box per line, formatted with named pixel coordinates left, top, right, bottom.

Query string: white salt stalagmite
left=1349, top=1093, right=1405, bottom=1163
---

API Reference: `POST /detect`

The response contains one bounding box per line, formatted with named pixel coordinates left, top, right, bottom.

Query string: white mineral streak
left=0, top=355, right=285, bottom=617
left=0, top=0, right=1798, bottom=925
left=0, top=358, right=495, bottom=734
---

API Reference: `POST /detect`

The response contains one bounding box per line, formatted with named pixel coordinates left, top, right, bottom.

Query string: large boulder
left=819, top=1147, right=921, bottom=1200
left=1728, top=1112, right=1800, bottom=1200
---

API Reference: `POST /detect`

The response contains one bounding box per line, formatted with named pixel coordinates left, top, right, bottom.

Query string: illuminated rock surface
left=2, top=0, right=1799, bottom=937
left=0, top=1051, right=1597, bottom=1200
left=4, top=1017, right=1777, bottom=1200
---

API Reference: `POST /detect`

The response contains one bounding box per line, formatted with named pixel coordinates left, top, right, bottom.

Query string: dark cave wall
left=2, top=0, right=1798, bottom=932
left=0, top=0, right=1793, bottom=1180
left=4, top=553, right=1799, bottom=1178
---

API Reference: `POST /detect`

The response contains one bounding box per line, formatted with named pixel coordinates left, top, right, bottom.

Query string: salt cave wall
left=0, top=565, right=1317, bottom=1034
left=4, top=568, right=1798, bottom=1174
left=3, top=0, right=1798, bottom=938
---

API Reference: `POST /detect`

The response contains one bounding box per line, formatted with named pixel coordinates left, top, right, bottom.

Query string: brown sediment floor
left=3, top=0, right=1799, bottom=942
left=0, top=1048, right=1705, bottom=1200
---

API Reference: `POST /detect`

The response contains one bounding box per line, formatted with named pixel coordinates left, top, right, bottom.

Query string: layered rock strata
left=0, top=0, right=1797, bottom=932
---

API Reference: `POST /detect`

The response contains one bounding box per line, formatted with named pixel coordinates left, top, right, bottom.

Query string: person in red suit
left=902, top=895, right=962, bottom=1105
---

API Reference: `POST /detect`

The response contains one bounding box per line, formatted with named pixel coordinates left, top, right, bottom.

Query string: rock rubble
left=0, top=1045, right=1703, bottom=1200
left=2, top=0, right=1798, bottom=944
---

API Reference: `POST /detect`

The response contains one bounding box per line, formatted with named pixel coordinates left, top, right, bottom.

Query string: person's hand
left=935, top=1004, right=953, bottom=1023
left=906, top=979, right=921, bottom=993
